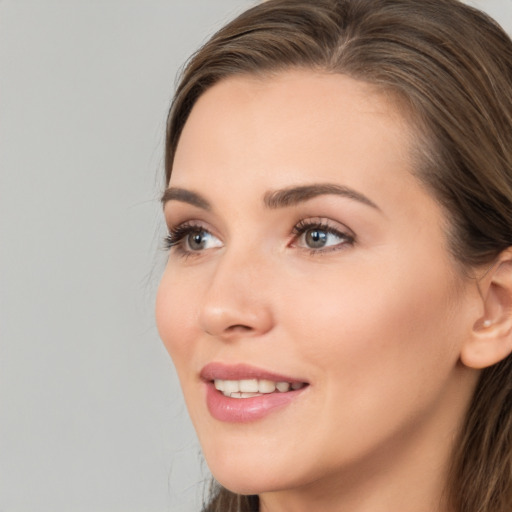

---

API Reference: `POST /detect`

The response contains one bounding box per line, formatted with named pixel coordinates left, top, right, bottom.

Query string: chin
left=202, top=445, right=301, bottom=496
left=212, top=468, right=290, bottom=496
left=203, top=442, right=329, bottom=498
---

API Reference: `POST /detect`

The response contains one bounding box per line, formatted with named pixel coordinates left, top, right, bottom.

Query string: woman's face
left=156, top=71, right=479, bottom=501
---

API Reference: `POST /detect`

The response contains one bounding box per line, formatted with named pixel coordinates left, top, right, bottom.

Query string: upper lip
left=200, top=362, right=308, bottom=384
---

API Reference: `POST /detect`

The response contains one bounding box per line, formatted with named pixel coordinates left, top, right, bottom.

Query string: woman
left=156, top=0, right=512, bottom=510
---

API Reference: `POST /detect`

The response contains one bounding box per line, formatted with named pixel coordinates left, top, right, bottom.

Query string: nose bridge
left=197, top=240, right=274, bottom=338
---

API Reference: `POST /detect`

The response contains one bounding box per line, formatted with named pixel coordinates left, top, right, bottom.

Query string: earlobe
left=461, top=250, right=512, bottom=369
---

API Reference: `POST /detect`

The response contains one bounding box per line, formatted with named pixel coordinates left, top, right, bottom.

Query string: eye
left=299, top=227, right=346, bottom=249
left=164, top=222, right=223, bottom=254
left=292, top=219, right=355, bottom=252
left=185, top=229, right=220, bottom=251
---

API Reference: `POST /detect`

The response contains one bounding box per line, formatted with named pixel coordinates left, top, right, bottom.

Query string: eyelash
left=163, top=219, right=355, bottom=257
left=291, top=219, right=355, bottom=254
left=163, top=221, right=206, bottom=256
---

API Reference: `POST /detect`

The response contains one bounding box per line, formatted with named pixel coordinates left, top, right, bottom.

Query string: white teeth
left=240, top=379, right=259, bottom=392
left=230, top=392, right=261, bottom=399
left=213, top=378, right=305, bottom=397
left=276, top=381, right=290, bottom=392
left=258, top=379, right=276, bottom=393
left=223, top=380, right=240, bottom=394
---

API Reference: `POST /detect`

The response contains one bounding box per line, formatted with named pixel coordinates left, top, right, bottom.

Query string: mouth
left=213, top=378, right=307, bottom=398
left=200, top=363, right=309, bottom=422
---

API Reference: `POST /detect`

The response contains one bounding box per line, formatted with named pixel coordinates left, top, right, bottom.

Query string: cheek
left=284, top=254, right=463, bottom=403
left=155, top=271, right=197, bottom=369
left=270, top=257, right=467, bottom=476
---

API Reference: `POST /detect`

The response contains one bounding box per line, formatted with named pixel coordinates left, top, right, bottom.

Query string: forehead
left=176, top=70, right=408, bottom=155
left=171, top=70, right=415, bottom=197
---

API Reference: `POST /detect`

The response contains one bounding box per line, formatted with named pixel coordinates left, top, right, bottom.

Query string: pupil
left=189, top=231, right=205, bottom=250
left=306, top=229, right=327, bottom=248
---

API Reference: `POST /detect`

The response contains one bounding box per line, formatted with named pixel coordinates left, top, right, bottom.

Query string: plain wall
left=1, top=1, right=511, bottom=511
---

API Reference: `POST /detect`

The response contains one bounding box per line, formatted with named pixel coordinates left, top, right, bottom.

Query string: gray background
left=1, top=1, right=511, bottom=511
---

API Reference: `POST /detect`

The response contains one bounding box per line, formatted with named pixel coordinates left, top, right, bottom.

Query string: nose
left=198, top=248, right=275, bottom=340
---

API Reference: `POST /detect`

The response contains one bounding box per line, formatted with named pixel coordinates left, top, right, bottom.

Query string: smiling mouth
left=213, top=378, right=308, bottom=398
left=202, top=364, right=310, bottom=422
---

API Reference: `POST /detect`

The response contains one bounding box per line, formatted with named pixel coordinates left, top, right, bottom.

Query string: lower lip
left=205, top=382, right=306, bottom=423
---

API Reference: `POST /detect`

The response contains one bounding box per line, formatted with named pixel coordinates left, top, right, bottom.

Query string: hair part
left=165, top=1, right=512, bottom=511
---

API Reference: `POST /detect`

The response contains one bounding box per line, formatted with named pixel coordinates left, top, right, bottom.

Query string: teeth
left=259, top=379, right=276, bottom=393
left=223, top=380, right=240, bottom=394
left=214, top=380, right=225, bottom=392
left=276, top=381, right=290, bottom=392
left=213, top=378, right=305, bottom=397
left=240, top=379, right=259, bottom=392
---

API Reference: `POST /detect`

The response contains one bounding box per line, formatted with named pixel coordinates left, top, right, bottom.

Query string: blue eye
left=185, top=230, right=222, bottom=251
left=165, top=223, right=222, bottom=254
left=303, top=228, right=337, bottom=248
left=293, top=220, right=354, bottom=252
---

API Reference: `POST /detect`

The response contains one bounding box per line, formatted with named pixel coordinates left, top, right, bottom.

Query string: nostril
left=226, top=324, right=253, bottom=333
left=204, top=324, right=253, bottom=337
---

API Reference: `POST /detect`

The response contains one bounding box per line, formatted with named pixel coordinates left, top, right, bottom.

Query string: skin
left=156, top=70, right=484, bottom=512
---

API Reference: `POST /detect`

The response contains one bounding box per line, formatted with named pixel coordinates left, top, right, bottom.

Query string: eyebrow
left=161, top=187, right=211, bottom=211
left=161, top=183, right=379, bottom=211
left=264, top=183, right=379, bottom=210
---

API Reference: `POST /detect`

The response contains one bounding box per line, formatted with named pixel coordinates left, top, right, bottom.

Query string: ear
left=461, top=248, right=512, bottom=369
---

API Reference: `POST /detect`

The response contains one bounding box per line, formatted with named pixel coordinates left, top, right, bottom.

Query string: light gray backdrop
left=1, top=1, right=511, bottom=512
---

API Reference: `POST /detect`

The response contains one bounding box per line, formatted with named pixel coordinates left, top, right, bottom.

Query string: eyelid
left=164, top=220, right=223, bottom=256
left=290, top=217, right=356, bottom=252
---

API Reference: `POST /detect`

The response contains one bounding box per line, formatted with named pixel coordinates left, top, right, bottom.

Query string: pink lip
left=200, top=363, right=309, bottom=423
left=200, top=362, right=307, bottom=384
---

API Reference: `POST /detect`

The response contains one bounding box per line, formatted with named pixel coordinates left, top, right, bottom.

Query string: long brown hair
left=165, top=1, right=512, bottom=510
